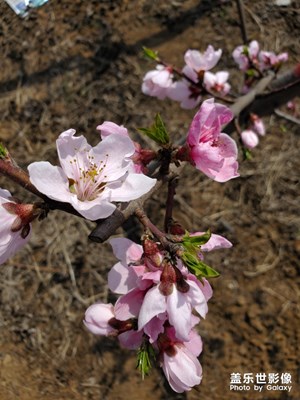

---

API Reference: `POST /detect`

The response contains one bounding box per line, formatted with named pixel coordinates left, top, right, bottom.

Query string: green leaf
left=245, top=68, right=256, bottom=77
left=182, top=252, right=220, bottom=279
left=280, top=124, right=287, bottom=133
left=243, top=148, right=252, bottom=160
left=0, top=143, right=7, bottom=159
left=142, top=46, right=159, bottom=61
left=242, top=45, right=249, bottom=56
left=136, top=341, right=155, bottom=379
left=182, top=230, right=211, bottom=246
left=138, top=114, right=170, bottom=145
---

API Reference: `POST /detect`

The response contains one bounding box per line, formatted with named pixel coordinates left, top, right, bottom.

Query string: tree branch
left=0, top=156, right=82, bottom=217
left=88, top=172, right=178, bottom=243
left=225, top=65, right=300, bottom=133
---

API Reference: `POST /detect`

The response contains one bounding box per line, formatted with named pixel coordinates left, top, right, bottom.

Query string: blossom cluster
left=142, top=41, right=288, bottom=111
left=0, top=100, right=239, bottom=266
left=232, top=40, right=288, bottom=73
left=84, top=233, right=232, bottom=392
left=0, top=99, right=239, bottom=393
left=142, top=45, right=230, bottom=109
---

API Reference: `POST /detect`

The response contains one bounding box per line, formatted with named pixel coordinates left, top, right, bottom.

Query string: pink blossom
left=203, top=71, right=231, bottom=95
left=142, top=65, right=173, bottom=100
left=186, top=99, right=239, bottom=182
left=96, top=121, right=128, bottom=138
left=108, top=238, right=212, bottom=342
left=184, top=46, right=222, bottom=77
left=28, top=130, right=156, bottom=220
left=159, top=327, right=203, bottom=393
left=138, top=261, right=211, bottom=341
left=232, top=40, right=259, bottom=71
left=0, top=188, right=32, bottom=265
left=241, top=129, right=259, bottom=149
left=259, top=51, right=288, bottom=70
left=167, top=80, right=201, bottom=109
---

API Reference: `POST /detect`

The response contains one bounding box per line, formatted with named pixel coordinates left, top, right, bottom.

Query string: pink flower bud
left=241, top=129, right=259, bottom=149
left=84, top=303, right=117, bottom=336
left=250, top=114, right=265, bottom=136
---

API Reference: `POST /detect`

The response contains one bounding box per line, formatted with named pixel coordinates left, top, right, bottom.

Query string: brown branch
left=0, top=157, right=43, bottom=198
left=248, top=78, right=300, bottom=117
left=88, top=172, right=178, bottom=243
left=164, top=177, right=178, bottom=233
left=224, top=65, right=300, bottom=133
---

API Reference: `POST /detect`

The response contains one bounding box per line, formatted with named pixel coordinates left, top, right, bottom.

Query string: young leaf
left=138, top=114, right=170, bottom=145
left=0, top=143, right=7, bottom=159
left=142, top=46, right=159, bottom=61
left=246, top=68, right=256, bottom=77
left=243, top=148, right=252, bottom=160
left=182, top=231, right=211, bottom=246
left=136, top=341, right=155, bottom=379
left=182, top=252, right=220, bottom=279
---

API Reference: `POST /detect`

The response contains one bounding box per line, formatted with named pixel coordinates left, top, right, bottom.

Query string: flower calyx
left=2, top=201, right=44, bottom=238
left=159, top=260, right=189, bottom=296
left=142, top=236, right=163, bottom=268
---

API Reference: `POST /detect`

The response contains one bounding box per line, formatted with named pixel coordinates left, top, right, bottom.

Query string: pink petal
left=28, top=162, right=71, bottom=203
left=138, top=285, right=167, bottom=330
left=118, top=330, right=143, bottom=349
left=96, top=121, right=128, bottom=138
left=114, top=288, right=145, bottom=320
left=167, top=289, right=193, bottom=341
left=110, top=238, right=143, bottom=263
left=201, top=233, right=233, bottom=251
left=110, top=173, right=156, bottom=202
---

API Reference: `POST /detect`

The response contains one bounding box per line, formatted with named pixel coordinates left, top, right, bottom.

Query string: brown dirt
left=0, top=1, right=299, bottom=399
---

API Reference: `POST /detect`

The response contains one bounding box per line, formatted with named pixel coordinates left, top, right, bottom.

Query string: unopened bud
left=159, top=260, right=176, bottom=296
left=143, top=237, right=162, bottom=268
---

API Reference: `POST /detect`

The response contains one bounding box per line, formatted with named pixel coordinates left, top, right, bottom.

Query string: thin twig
left=164, top=177, right=178, bottom=232
left=274, top=109, right=300, bottom=125
left=236, top=0, right=248, bottom=44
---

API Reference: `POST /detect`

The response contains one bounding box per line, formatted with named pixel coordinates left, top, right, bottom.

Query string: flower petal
left=28, top=161, right=71, bottom=203
left=110, top=173, right=156, bottom=202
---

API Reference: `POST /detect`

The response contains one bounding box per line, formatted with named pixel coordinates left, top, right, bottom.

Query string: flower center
left=68, top=153, right=109, bottom=201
